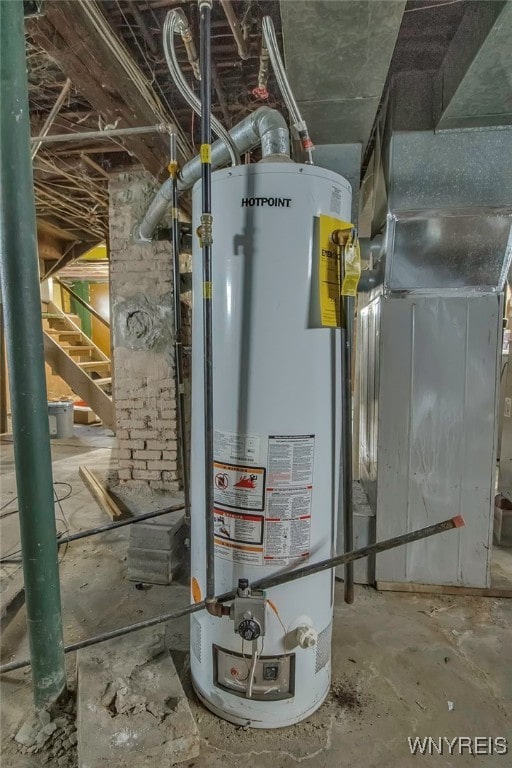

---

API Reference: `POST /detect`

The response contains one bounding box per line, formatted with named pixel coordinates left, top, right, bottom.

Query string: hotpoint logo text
left=241, top=197, right=292, bottom=208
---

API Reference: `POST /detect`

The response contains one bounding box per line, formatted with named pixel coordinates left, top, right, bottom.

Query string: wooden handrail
left=55, top=278, right=110, bottom=329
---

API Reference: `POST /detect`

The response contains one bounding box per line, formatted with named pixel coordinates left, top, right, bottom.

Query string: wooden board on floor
left=376, top=580, right=512, bottom=599
left=79, top=466, right=129, bottom=521
left=0, top=578, right=25, bottom=629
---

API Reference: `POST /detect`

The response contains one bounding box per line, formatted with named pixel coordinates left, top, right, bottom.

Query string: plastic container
left=47, top=401, right=74, bottom=439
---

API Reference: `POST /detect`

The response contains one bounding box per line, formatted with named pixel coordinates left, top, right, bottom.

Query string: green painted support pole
left=0, top=0, right=66, bottom=709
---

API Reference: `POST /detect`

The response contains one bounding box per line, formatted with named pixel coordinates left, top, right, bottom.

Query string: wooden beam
left=37, top=218, right=77, bottom=242
left=79, top=466, right=127, bottom=521
left=27, top=3, right=191, bottom=177
left=42, top=241, right=101, bottom=280
left=28, top=15, right=164, bottom=178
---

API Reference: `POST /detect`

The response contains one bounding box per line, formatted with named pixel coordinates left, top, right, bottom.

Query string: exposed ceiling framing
left=26, top=0, right=285, bottom=272
left=25, top=0, right=511, bottom=277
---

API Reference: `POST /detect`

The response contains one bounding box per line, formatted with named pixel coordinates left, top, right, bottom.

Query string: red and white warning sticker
left=213, top=461, right=266, bottom=511
left=214, top=507, right=263, bottom=545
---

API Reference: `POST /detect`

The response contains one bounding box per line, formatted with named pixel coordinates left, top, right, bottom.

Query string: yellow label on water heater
left=318, top=215, right=361, bottom=327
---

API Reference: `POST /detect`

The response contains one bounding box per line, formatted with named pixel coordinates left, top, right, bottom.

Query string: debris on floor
left=12, top=695, right=77, bottom=767
left=77, top=627, right=199, bottom=767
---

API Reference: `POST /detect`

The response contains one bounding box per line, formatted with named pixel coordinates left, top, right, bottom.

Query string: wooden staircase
left=43, top=301, right=114, bottom=430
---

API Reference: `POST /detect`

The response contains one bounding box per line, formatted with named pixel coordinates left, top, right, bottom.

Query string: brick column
left=109, top=171, right=179, bottom=494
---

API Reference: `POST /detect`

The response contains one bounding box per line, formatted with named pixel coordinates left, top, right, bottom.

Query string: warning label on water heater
left=264, top=435, right=315, bottom=564
left=264, top=487, right=312, bottom=564
left=214, top=507, right=264, bottom=565
left=213, top=461, right=266, bottom=511
left=214, top=507, right=263, bottom=545
left=214, top=429, right=260, bottom=465
left=267, top=435, right=315, bottom=486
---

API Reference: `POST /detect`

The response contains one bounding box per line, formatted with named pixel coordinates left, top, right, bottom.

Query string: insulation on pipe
left=135, top=107, right=290, bottom=242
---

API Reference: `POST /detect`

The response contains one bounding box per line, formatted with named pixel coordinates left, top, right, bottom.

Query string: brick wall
left=109, top=171, right=180, bottom=494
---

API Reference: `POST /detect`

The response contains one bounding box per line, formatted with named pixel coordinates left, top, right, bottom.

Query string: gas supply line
left=167, top=131, right=191, bottom=522
left=198, top=0, right=216, bottom=600
left=0, top=504, right=186, bottom=566
left=0, top=515, right=464, bottom=675
left=331, top=227, right=359, bottom=606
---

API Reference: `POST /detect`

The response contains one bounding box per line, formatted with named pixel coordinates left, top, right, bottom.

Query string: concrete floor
left=1, top=430, right=511, bottom=767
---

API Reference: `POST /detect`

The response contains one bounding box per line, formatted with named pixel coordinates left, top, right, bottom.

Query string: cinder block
left=127, top=541, right=184, bottom=585
left=130, top=510, right=184, bottom=551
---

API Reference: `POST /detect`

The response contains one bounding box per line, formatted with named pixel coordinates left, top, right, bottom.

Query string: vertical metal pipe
left=0, top=307, right=8, bottom=434
left=0, top=0, right=66, bottom=709
left=199, top=0, right=215, bottom=599
left=169, top=133, right=191, bottom=520
left=342, top=295, right=355, bottom=604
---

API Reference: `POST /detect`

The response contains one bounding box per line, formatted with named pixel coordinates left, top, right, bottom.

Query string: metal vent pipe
left=136, top=107, right=290, bottom=242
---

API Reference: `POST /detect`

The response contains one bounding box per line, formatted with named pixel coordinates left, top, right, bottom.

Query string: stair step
left=66, top=346, right=96, bottom=354
left=47, top=330, right=82, bottom=337
left=94, top=377, right=112, bottom=386
left=79, top=361, right=111, bottom=370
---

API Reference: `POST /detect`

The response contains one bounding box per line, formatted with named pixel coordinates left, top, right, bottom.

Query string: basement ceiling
left=26, top=0, right=511, bottom=271
left=26, top=0, right=286, bottom=262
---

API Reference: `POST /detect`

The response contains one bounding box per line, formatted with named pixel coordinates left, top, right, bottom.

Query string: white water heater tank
left=190, top=162, right=352, bottom=727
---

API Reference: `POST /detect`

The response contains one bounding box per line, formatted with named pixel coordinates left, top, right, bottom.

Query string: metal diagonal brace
left=0, top=515, right=464, bottom=674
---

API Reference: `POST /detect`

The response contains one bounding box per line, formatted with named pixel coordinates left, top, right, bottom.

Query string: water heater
left=190, top=162, right=352, bottom=727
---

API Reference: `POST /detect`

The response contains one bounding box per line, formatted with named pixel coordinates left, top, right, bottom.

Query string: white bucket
left=48, top=401, right=74, bottom=439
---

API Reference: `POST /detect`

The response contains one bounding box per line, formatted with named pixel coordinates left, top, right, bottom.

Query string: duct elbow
left=134, top=178, right=174, bottom=243
left=253, top=109, right=290, bottom=159
left=138, top=107, right=291, bottom=234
